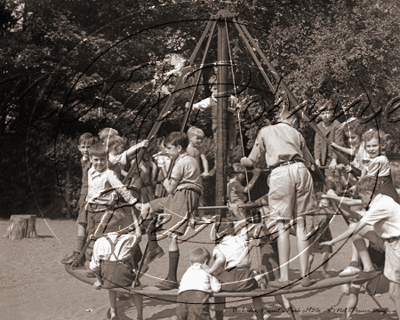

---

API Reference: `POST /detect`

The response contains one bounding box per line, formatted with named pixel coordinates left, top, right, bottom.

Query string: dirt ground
left=0, top=216, right=397, bottom=320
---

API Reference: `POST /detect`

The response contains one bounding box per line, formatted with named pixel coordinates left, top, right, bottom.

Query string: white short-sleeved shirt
left=213, top=228, right=251, bottom=270
left=366, top=155, right=391, bottom=177
left=89, top=232, right=139, bottom=271
left=179, top=263, right=221, bottom=294
left=360, top=194, right=400, bottom=239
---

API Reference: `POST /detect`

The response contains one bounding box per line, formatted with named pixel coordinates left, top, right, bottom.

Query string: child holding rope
left=320, top=176, right=400, bottom=318
left=90, top=210, right=143, bottom=320
left=331, top=119, right=370, bottom=277
left=62, top=133, right=96, bottom=267
left=136, top=132, right=203, bottom=290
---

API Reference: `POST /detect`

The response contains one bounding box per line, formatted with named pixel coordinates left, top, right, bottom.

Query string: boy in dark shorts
left=85, top=142, right=138, bottom=238
left=62, top=133, right=96, bottom=266
left=136, top=132, right=203, bottom=290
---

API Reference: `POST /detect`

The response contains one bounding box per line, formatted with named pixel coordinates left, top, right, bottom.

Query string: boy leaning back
left=320, top=176, right=400, bottom=318
left=241, top=110, right=317, bottom=288
left=136, top=132, right=203, bottom=290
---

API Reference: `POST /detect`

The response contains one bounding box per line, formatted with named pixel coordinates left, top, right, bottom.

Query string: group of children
left=309, top=101, right=400, bottom=319
left=61, top=97, right=400, bottom=319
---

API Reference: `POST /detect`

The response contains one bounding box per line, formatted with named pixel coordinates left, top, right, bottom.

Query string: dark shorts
left=77, top=194, right=88, bottom=224
left=100, top=259, right=136, bottom=289
left=86, top=204, right=109, bottom=236
left=149, top=189, right=200, bottom=236
left=217, top=267, right=258, bottom=292
left=176, top=290, right=211, bottom=320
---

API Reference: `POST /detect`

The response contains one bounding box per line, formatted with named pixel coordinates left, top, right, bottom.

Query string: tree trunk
left=3, top=215, right=38, bottom=240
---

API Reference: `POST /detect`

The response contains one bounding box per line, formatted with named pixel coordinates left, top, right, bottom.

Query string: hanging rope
left=225, top=19, right=252, bottom=201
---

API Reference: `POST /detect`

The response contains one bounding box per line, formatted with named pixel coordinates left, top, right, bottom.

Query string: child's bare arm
left=151, top=161, right=158, bottom=184
left=204, top=250, right=226, bottom=276
left=243, top=168, right=261, bottom=193
left=125, top=140, right=149, bottom=158
left=321, top=220, right=368, bottom=246
left=331, top=142, right=355, bottom=156
left=323, top=194, right=362, bottom=207
left=107, top=171, right=137, bottom=204
left=200, top=154, right=209, bottom=176
left=163, top=177, right=179, bottom=194
left=90, top=240, right=103, bottom=289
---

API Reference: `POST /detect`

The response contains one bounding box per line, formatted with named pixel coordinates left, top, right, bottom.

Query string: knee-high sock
left=143, top=219, right=158, bottom=252
left=76, top=236, right=86, bottom=252
left=167, top=250, right=179, bottom=281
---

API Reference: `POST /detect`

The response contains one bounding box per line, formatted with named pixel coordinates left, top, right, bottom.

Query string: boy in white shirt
left=176, top=248, right=221, bottom=320
left=86, top=142, right=138, bottom=237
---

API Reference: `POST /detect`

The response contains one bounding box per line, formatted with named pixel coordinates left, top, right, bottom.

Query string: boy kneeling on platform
left=201, top=215, right=300, bottom=320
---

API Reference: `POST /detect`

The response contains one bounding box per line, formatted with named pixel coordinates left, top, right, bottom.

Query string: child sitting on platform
left=176, top=248, right=221, bottom=320
left=136, top=132, right=203, bottom=290
left=320, top=176, right=400, bottom=318
left=62, top=133, right=96, bottom=267
left=90, top=210, right=143, bottom=320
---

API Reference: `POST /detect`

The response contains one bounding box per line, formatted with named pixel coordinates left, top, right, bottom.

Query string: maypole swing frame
left=68, top=10, right=374, bottom=316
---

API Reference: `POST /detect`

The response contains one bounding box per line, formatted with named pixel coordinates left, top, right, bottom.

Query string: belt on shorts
left=86, top=203, right=109, bottom=213
left=270, top=160, right=304, bottom=171
left=225, top=266, right=251, bottom=272
left=386, top=236, right=400, bottom=243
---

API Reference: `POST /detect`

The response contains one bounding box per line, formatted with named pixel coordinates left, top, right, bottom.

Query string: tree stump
left=3, top=215, right=38, bottom=240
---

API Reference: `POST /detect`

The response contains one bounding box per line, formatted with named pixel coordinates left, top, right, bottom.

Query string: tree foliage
left=1, top=0, right=400, bottom=217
